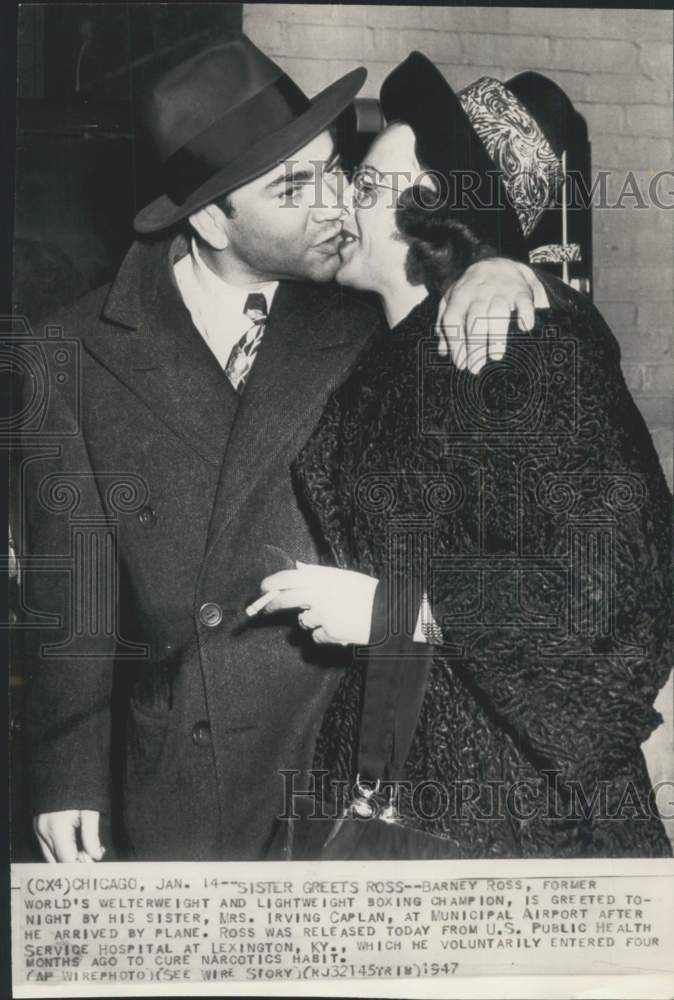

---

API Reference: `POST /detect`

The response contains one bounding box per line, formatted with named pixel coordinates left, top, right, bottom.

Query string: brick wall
left=244, top=4, right=674, bottom=842
left=244, top=4, right=673, bottom=485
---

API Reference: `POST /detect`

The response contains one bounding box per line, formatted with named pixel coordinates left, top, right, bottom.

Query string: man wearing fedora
left=22, top=35, right=548, bottom=862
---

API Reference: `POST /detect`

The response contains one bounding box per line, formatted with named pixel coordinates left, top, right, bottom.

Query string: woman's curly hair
left=395, top=183, right=496, bottom=295
left=390, top=123, right=497, bottom=295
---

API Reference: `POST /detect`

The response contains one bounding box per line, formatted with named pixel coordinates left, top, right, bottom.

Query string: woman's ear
left=188, top=204, right=229, bottom=251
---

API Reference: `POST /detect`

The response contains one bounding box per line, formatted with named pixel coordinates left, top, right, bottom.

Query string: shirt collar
left=190, top=237, right=279, bottom=313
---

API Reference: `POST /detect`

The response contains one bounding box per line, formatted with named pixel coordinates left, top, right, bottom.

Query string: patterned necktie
left=224, top=292, right=267, bottom=393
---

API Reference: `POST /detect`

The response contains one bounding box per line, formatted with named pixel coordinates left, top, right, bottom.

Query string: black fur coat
left=292, top=277, right=672, bottom=858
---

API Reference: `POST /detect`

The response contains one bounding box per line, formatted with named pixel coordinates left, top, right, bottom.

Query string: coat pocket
left=126, top=698, right=171, bottom=785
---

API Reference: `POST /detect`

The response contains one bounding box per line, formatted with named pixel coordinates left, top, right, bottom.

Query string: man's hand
left=34, top=810, right=105, bottom=863
left=258, top=563, right=378, bottom=645
left=437, top=258, right=550, bottom=373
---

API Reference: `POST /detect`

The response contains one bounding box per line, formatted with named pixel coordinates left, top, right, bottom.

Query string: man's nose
left=341, top=180, right=355, bottom=215
left=326, top=179, right=355, bottom=228
left=314, top=169, right=349, bottom=218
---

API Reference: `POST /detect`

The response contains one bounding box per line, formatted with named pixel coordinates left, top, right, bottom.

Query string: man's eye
left=277, top=184, right=302, bottom=200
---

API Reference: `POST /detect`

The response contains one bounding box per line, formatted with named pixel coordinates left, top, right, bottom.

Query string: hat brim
left=134, top=66, right=366, bottom=234
left=380, top=53, right=527, bottom=261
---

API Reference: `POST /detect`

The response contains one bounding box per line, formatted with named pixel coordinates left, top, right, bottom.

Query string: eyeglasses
left=351, top=167, right=402, bottom=205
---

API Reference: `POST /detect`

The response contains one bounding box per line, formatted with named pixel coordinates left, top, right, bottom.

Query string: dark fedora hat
left=380, top=54, right=576, bottom=260
left=134, top=34, right=366, bottom=234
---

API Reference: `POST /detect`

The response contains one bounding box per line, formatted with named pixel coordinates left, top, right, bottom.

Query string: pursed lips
left=314, top=226, right=347, bottom=255
left=338, top=226, right=359, bottom=257
left=314, top=224, right=359, bottom=256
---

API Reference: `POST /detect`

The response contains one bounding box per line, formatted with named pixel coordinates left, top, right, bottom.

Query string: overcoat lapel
left=83, top=239, right=238, bottom=467
left=202, top=280, right=376, bottom=558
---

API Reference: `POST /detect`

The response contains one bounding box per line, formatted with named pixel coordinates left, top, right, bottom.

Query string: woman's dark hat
left=380, top=54, right=576, bottom=261
left=505, top=70, right=578, bottom=162
left=134, top=34, right=366, bottom=234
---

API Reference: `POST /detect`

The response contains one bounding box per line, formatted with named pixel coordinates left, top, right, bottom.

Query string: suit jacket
left=293, top=280, right=673, bottom=857
left=17, top=235, right=385, bottom=860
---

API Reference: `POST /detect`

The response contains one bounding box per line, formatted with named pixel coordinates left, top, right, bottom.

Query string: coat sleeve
left=427, top=287, right=672, bottom=792
left=14, top=339, right=114, bottom=817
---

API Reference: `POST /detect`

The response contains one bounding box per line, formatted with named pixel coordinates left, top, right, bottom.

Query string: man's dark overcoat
left=17, top=235, right=383, bottom=860
left=293, top=279, right=673, bottom=857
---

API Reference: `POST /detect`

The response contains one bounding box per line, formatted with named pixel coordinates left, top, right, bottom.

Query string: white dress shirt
left=174, top=237, right=279, bottom=370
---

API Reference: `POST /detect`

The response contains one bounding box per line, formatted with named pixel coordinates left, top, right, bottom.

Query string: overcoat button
left=199, top=602, right=223, bottom=627
left=192, top=721, right=211, bottom=747
left=138, top=506, right=157, bottom=528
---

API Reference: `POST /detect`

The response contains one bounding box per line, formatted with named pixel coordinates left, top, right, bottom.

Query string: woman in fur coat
left=258, top=54, right=672, bottom=858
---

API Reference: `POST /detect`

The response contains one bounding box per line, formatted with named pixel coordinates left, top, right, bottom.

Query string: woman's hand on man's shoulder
left=436, top=258, right=550, bottom=373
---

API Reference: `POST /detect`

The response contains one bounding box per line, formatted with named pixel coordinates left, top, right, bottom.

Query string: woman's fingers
left=465, top=304, right=490, bottom=374
left=259, top=566, right=337, bottom=616
left=440, top=259, right=549, bottom=367
left=452, top=290, right=487, bottom=371
left=260, top=569, right=302, bottom=592
left=298, top=608, right=322, bottom=630
left=260, top=566, right=331, bottom=593
left=486, top=296, right=511, bottom=362
left=452, top=326, right=468, bottom=370
left=514, top=290, right=535, bottom=332
left=437, top=310, right=465, bottom=363
left=261, top=588, right=315, bottom=613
